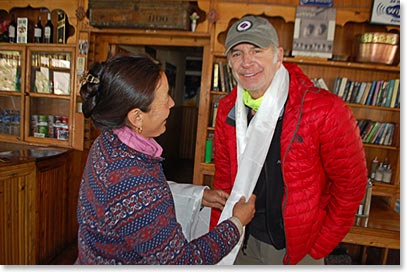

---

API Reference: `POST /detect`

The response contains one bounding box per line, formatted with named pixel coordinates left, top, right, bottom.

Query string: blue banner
left=300, top=0, right=333, bottom=7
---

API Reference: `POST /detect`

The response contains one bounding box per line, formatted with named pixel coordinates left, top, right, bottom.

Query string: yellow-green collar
left=243, top=89, right=263, bottom=112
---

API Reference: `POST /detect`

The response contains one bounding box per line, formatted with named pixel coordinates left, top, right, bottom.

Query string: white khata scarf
left=217, top=64, right=289, bottom=265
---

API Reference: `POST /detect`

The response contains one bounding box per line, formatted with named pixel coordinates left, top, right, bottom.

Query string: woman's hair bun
left=79, top=62, right=104, bottom=117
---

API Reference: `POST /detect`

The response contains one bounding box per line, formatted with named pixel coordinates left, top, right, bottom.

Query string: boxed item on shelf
left=16, top=17, right=28, bottom=43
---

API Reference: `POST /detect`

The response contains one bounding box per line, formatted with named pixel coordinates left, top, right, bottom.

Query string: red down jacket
left=210, top=63, right=367, bottom=264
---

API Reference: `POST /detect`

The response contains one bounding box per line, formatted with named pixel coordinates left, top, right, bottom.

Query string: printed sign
left=370, top=0, right=400, bottom=26
left=292, top=6, right=336, bottom=59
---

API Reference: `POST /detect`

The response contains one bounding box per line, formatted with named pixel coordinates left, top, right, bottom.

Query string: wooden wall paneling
left=35, top=154, right=70, bottom=264
left=65, top=150, right=86, bottom=246
left=179, top=106, right=198, bottom=159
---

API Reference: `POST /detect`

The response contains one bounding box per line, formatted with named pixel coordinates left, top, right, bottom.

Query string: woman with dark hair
left=76, top=54, right=255, bottom=265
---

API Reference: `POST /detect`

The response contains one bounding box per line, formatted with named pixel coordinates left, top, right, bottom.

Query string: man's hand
left=202, top=188, right=230, bottom=210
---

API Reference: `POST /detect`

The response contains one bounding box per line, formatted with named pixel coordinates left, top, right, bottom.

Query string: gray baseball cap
left=224, top=16, right=279, bottom=55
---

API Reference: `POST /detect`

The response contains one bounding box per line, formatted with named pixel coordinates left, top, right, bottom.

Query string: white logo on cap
left=236, top=20, right=252, bottom=32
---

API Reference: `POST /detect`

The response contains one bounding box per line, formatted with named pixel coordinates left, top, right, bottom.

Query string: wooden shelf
left=344, top=197, right=399, bottom=249
left=283, top=56, right=400, bottom=72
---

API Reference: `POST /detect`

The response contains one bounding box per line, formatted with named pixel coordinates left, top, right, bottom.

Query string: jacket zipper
left=281, top=89, right=310, bottom=264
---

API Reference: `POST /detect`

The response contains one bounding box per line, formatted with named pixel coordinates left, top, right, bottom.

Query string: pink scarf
left=113, top=126, right=163, bottom=158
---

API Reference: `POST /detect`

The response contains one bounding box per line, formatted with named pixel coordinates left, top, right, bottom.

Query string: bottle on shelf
left=370, top=156, right=379, bottom=179
left=15, top=69, right=21, bottom=91
left=8, top=14, right=17, bottom=43
left=374, top=162, right=384, bottom=182
left=382, top=164, right=392, bottom=184
left=34, top=16, right=43, bottom=43
left=382, top=157, right=389, bottom=168
left=44, top=12, right=53, bottom=43
left=204, top=133, right=214, bottom=163
left=49, top=80, right=54, bottom=94
left=356, top=179, right=373, bottom=218
left=57, top=11, right=68, bottom=44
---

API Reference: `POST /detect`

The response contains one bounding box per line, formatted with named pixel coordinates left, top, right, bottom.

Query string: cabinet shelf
left=210, top=90, right=228, bottom=95
left=28, top=93, right=70, bottom=99
left=344, top=197, right=399, bottom=250
left=348, top=103, right=400, bottom=112
left=200, top=162, right=215, bottom=174
left=283, top=56, right=400, bottom=72
left=363, top=143, right=398, bottom=151
left=372, top=182, right=399, bottom=196
left=0, top=91, right=21, bottom=96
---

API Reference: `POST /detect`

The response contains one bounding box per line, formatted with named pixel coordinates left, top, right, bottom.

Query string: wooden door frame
left=87, top=31, right=212, bottom=185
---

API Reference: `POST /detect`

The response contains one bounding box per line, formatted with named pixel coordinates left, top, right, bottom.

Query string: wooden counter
left=0, top=142, right=77, bottom=264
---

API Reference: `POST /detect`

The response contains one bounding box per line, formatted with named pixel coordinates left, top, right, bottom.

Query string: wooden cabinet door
left=0, top=162, right=36, bottom=264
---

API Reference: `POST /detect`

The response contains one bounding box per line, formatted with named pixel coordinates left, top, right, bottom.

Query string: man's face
left=228, top=43, right=283, bottom=98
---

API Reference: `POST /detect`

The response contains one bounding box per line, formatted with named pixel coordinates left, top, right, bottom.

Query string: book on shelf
left=212, top=62, right=220, bottom=91
left=383, top=123, right=395, bottom=146
left=360, top=120, right=374, bottom=141
left=375, top=80, right=387, bottom=106
left=364, top=80, right=377, bottom=105
left=371, top=80, right=383, bottom=106
left=383, top=79, right=395, bottom=107
left=223, top=68, right=230, bottom=93
left=355, top=81, right=367, bottom=104
left=225, top=63, right=236, bottom=91
left=394, top=87, right=400, bottom=108
left=332, top=77, right=341, bottom=95
left=311, top=77, right=328, bottom=90
left=373, top=123, right=388, bottom=145
left=359, top=82, right=372, bottom=105
left=390, top=79, right=400, bottom=108
left=370, top=122, right=385, bottom=144
left=211, top=102, right=218, bottom=127
left=349, top=81, right=361, bottom=103
left=344, top=80, right=355, bottom=102
left=337, top=77, right=348, bottom=99
left=341, top=80, right=352, bottom=101
left=317, top=77, right=329, bottom=90
left=357, top=119, right=370, bottom=137
left=218, top=62, right=227, bottom=92
left=364, top=121, right=381, bottom=143
left=378, top=123, right=390, bottom=145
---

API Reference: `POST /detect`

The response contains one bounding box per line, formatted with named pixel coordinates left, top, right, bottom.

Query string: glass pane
left=0, top=50, right=22, bottom=92
left=0, top=95, right=21, bottom=135
left=30, top=52, right=71, bottom=95
left=29, top=97, right=69, bottom=140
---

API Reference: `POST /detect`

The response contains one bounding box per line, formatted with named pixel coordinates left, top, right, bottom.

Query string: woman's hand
left=202, top=188, right=229, bottom=210
left=232, top=194, right=256, bottom=226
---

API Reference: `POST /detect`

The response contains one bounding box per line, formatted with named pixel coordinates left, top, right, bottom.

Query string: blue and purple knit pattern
left=76, top=129, right=239, bottom=264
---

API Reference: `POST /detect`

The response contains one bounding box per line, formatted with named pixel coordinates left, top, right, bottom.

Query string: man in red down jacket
left=210, top=15, right=368, bottom=265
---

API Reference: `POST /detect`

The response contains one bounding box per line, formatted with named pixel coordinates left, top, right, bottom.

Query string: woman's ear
left=127, top=108, right=143, bottom=128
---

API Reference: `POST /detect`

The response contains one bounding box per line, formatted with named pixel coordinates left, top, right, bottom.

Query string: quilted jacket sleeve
left=210, top=92, right=237, bottom=230
left=309, top=96, right=367, bottom=259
